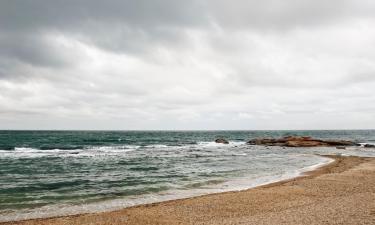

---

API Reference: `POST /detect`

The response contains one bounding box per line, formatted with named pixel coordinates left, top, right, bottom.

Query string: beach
left=2, top=0, right=375, bottom=223
left=3, top=155, right=375, bottom=225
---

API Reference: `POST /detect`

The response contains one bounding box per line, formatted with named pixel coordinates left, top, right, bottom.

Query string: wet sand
left=3, top=155, right=375, bottom=225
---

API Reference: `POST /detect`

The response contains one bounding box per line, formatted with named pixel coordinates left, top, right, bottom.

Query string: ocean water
left=1, top=130, right=375, bottom=222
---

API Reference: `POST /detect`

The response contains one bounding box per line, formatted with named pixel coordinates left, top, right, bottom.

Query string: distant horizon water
left=1, top=129, right=375, bottom=131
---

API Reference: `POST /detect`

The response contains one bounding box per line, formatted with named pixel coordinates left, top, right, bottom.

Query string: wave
left=197, top=141, right=246, bottom=147
left=357, top=142, right=375, bottom=146
left=0, top=141, right=247, bottom=158
left=0, top=155, right=333, bottom=223
left=0, top=146, right=140, bottom=158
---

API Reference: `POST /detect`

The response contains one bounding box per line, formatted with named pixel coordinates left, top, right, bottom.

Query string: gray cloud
left=0, top=0, right=206, bottom=30
left=0, top=0, right=375, bottom=129
left=0, top=31, right=73, bottom=69
left=0, top=0, right=208, bottom=69
left=208, top=0, right=375, bottom=30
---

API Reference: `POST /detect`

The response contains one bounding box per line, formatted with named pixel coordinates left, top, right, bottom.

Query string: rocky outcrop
left=215, top=138, right=229, bottom=144
left=364, top=144, right=375, bottom=148
left=247, top=136, right=357, bottom=147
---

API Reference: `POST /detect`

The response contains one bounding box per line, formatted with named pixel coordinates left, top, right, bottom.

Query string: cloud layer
left=1, top=0, right=375, bottom=129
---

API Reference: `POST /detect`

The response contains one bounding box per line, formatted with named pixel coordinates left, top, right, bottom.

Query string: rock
left=255, top=139, right=264, bottom=145
left=336, top=146, right=346, bottom=150
left=302, top=136, right=313, bottom=140
left=215, top=138, right=229, bottom=144
left=364, top=144, right=375, bottom=148
left=246, top=139, right=256, bottom=145
left=246, top=136, right=356, bottom=148
left=285, top=140, right=325, bottom=147
left=323, top=140, right=356, bottom=146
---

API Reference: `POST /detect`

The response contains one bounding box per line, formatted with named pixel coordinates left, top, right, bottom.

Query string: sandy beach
left=2, top=0, right=375, bottom=223
left=2, top=155, right=374, bottom=225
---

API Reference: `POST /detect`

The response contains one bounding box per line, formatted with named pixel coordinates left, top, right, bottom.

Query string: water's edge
left=0, top=155, right=335, bottom=223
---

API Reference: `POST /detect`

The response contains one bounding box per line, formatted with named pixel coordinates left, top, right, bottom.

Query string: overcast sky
left=1, top=0, right=375, bottom=130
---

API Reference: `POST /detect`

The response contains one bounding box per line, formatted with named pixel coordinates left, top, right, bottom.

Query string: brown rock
left=323, top=140, right=356, bottom=146
left=364, top=144, right=375, bottom=148
left=246, top=139, right=256, bottom=145
left=302, top=136, right=313, bottom=140
left=215, top=138, right=229, bottom=144
left=246, top=136, right=357, bottom=148
left=285, top=140, right=325, bottom=147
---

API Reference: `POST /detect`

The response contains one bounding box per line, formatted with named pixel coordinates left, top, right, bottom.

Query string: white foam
left=1, top=141, right=249, bottom=159
left=357, top=142, right=375, bottom=147
left=0, top=148, right=83, bottom=158
left=211, top=156, right=334, bottom=192
left=0, top=155, right=334, bottom=223
left=0, top=145, right=140, bottom=158
left=144, top=144, right=169, bottom=148
left=298, top=157, right=334, bottom=174
left=197, top=141, right=246, bottom=148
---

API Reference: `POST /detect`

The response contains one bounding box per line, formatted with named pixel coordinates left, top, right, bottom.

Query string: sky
left=0, top=0, right=375, bottom=130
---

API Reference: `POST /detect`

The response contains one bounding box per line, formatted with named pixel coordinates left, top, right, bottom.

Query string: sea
left=1, top=130, right=375, bottom=222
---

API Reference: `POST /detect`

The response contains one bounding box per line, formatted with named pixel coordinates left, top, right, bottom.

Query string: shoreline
left=4, top=155, right=375, bottom=225
left=0, top=155, right=334, bottom=223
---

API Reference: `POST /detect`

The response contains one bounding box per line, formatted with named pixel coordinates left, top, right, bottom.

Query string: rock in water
left=364, top=144, right=375, bottom=148
left=246, top=136, right=357, bottom=148
left=215, top=138, right=229, bottom=144
left=323, top=140, right=355, bottom=146
left=246, top=139, right=256, bottom=145
left=285, top=140, right=324, bottom=147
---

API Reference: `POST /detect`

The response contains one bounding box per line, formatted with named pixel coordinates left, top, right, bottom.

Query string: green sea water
left=1, top=130, right=375, bottom=221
